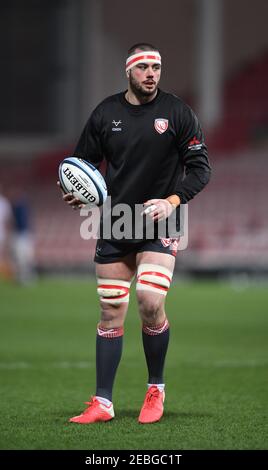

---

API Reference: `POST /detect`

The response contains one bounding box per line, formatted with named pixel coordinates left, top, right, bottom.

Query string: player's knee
left=99, top=300, right=126, bottom=324
left=136, top=263, right=172, bottom=323
left=97, top=278, right=131, bottom=306
left=137, top=293, right=164, bottom=323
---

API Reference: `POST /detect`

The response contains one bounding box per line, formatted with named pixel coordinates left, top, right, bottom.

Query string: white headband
left=126, top=51, right=161, bottom=72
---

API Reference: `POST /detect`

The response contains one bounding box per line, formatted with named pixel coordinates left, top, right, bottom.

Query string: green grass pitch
left=0, top=278, right=267, bottom=450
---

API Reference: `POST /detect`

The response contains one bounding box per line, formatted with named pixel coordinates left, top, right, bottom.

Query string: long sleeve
left=73, top=107, right=104, bottom=170
left=175, top=104, right=211, bottom=203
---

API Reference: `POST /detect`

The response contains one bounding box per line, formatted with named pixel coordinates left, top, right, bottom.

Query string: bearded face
left=128, top=63, right=161, bottom=99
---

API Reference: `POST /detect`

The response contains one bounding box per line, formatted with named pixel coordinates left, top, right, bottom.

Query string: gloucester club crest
left=154, top=118, right=169, bottom=134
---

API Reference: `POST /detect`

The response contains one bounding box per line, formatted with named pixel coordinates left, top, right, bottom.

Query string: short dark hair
left=127, top=43, right=159, bottom=57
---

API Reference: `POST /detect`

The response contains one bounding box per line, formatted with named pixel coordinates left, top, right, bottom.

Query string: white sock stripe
left=143, top=318, right=169, bottom=335
left=95, top=396, right=113, bottom=407
left=97, top=325, right=124, bottom=337
left=148, top=384, right=165, bottom=392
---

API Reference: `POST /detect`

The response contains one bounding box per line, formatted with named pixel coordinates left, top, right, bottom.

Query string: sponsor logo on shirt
left=187, top=136, right=203, bottom=151
left=112, top=120, right=122, bottom=131
left=154, top=118, right=169, bottom=134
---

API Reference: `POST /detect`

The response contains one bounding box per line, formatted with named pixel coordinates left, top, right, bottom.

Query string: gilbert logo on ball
left=59, top=157, right=107, bottom=206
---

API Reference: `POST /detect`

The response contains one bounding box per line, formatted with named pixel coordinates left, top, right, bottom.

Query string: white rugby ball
left=59, top=157, right=107, bottom=206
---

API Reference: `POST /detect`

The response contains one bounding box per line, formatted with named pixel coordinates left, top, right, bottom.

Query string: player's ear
left=126, top=70, right=130, bottom=78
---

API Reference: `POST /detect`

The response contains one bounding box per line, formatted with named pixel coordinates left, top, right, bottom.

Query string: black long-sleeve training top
left=74, top=88, right=211, bottom=241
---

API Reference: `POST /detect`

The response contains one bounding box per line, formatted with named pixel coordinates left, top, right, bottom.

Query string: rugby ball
left=59, top=157, right=107, bottom=206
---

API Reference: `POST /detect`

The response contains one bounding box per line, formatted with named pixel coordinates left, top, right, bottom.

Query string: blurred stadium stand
left=0, top=0, right=267, bottom=276
left=1, top=144, right=267, bottom=275
left=37, top=145, right=268, bottom=275
left=183, top=147, right=268, bottom=273
left=207, top=52, right=268, bottom=152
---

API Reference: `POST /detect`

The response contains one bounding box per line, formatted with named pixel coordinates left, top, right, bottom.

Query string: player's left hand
left=57, top=181, right=85, bottom=210
left=142, top=199, right=175, bottom=222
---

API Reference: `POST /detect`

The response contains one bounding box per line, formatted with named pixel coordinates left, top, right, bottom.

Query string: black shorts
left=94, top=238, right=179, bottom=264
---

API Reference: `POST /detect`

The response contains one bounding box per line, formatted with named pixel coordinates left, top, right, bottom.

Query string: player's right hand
left=57, top=181, right=85, bottom=210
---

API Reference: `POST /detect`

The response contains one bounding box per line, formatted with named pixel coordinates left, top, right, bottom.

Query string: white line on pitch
left=0, top=361, right=93, bottom=369
left=0, top=360, right=268, bottom=369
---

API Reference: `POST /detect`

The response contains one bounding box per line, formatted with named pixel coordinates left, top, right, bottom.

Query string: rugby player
left=59, top=43, right=211, bottom=424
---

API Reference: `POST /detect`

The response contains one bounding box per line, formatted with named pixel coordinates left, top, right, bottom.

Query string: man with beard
left=60, top=43, right=211, bottom=424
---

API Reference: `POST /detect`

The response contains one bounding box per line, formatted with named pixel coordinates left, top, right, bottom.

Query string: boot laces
left=145, top=387, right=160, bottom=407
left=83, top=397, right=99, bottom=413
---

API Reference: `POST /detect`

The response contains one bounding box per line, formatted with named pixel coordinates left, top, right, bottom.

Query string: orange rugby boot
left=138, top=385, right=165, bottom=424
left=69, top=397, right=114, bottom=424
